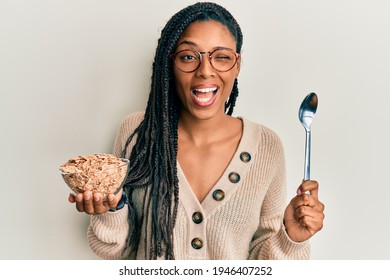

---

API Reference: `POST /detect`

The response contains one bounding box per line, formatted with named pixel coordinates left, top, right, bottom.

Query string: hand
left=68, top=190, right=123, bottom=215
left=283, top=180, right=325, bottom=242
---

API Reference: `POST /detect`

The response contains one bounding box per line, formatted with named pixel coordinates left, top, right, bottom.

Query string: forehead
left=177, top=20, right=236, bottom=50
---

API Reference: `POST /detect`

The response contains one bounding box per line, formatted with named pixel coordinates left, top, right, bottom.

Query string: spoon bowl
left=299, top=92, right=318, bottom=132
left=299, top=92, right=318, bottom=181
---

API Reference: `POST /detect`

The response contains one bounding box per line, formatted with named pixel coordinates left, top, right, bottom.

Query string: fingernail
left=297, top=188, right=302, bottom=195
left=84, top=193, right=91, bottom=200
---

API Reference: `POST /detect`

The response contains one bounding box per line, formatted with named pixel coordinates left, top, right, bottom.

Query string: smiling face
left=173, top=20, right=240, bottom=121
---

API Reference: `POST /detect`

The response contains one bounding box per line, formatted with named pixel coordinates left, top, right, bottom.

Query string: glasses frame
left=171, top=47, right=240, bottom=73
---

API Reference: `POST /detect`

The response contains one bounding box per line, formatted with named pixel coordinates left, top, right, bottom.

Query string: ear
left=235, top=55, right=241, bottom=78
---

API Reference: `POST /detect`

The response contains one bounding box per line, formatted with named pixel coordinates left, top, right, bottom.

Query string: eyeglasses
left=171, top=48, right=240, bottom=73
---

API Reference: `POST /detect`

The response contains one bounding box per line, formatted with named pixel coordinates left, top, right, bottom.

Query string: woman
left=69, top=2, right=324, bottom=260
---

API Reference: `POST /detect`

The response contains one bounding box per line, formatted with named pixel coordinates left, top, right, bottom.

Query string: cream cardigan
left=87, top=112, right=310, bottom=259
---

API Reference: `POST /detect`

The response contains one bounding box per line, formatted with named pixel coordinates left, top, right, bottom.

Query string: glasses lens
left=174, top=50, right=200, bottom=72
left=210, top=49, right=237, bottom=72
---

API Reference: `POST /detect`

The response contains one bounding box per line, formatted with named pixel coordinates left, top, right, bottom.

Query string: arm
left=87, top=207, right=131, bottom=259
left=83, top=112, right=145, bottom=259
left=249, top=132, right=310, bottom=260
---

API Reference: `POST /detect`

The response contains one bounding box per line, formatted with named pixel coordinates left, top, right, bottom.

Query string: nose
left=195, top=52, right=215, bottom=78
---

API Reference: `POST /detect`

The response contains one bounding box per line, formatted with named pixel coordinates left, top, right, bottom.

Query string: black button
left=191, top=238, right=203, bottom=249
left=240, top=152, right=251, bottom=163
left=212, top=189, right=225, bottom=201
left=228, top=172, right=240, bottom=183
left=192, top=212, right=203, bottom=224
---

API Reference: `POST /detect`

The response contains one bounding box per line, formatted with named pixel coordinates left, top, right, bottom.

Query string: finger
left=289, top=193, right=313, bottom=209
left=291, top=193, right=325, bottom=215
left=298, top=180, right=319, bottom=196
left=93, top=193, right=108, bottom=214
left=318, top=201, right=325, bottom=212
left=296, top=179, right=308, bottom=195
left=75, top=193, right=85, bottom=212
left=295, top=194, right=320, bottom=209
left=83, top=191, right=94, bottom=214
left=297, top=215, right=324, bottom=233
left=107, top=194, right=118, bottom=209
left=295, top=205, right=325, bottom=221
left=68, top=194, right=76, bottom=203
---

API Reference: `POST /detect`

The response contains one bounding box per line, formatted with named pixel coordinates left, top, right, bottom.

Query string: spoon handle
left=304, top=130, right=311, bottom=181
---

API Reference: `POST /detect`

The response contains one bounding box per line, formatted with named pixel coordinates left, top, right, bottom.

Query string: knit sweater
left=87, top=112, right=310, bottom=260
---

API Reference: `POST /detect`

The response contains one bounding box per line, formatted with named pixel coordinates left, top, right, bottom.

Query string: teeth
left=192, top=87, right=217, bottom=104
left=193, top=87, right=217, bottom=93
left=194, top=95, right=212, bottom=103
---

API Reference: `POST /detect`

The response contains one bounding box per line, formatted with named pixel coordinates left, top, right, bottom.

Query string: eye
left=211, top=50, right=235, bottom=62
left=176, top=50, right=199, bottom=63
left=213, top=55, right=232, bottom=61
left=180, top=54, right=197, bottom=61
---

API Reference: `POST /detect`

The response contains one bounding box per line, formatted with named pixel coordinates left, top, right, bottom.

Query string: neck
left=178, top=111, right=233, bottom=145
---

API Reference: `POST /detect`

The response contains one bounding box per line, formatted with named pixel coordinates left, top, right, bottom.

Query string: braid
left=225, top=78, right=239, bottom=115
left=122, top=2, right=243, bottom=259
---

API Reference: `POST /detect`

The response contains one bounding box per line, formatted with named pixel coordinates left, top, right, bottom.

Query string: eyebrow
left=177, top=40, right=198, bottom=47
left=176, top=40, right=233, bottom=51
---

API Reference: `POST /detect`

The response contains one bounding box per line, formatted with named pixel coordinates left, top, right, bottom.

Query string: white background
left=1, top=0, right=389, bottom=259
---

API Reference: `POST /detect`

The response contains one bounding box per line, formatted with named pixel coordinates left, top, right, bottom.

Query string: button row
left=190, top=151, right=251, bottom=250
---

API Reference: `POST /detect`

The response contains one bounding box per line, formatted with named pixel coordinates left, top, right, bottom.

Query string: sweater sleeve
left=248, top=128, right=310, bottom=260
left=87, top=112, right=144, bottom=259
left=87, top=208, right=131, bottom=259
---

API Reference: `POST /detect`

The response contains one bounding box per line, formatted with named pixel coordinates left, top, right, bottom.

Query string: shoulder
left=112, top=111, right=145, bottom=157
left=119, top=111, right=145, bottom=129
left=116, top=111, right=145, bottom=138
left=239, top=117, right=286, bottom=178
left=239, top=116, right=286, bottom=167
left=240, top=116, right=284, bottom=150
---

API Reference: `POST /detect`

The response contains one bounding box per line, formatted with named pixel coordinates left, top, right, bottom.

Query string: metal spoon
left=298, top=92, right=318, bottom=181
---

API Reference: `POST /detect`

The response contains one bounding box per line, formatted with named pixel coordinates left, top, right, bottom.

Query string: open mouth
left=191, top=87, right=218, bottom=106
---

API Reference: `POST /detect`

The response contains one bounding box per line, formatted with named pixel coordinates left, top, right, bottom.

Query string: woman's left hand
left=283, top=180, right=325, bottom=242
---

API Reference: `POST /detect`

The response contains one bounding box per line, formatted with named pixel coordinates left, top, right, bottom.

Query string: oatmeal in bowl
left=59, top=153, right=129, bottom=200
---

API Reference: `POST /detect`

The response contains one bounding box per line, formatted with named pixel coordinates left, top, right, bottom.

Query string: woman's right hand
left=68, top=190, right=123, bottom=215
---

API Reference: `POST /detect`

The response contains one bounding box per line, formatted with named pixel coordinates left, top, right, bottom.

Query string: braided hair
left=121, top=2, right=243, bottom=259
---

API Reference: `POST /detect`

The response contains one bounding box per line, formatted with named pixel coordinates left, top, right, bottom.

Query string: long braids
left=121, top=2, right=243, bottom=260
